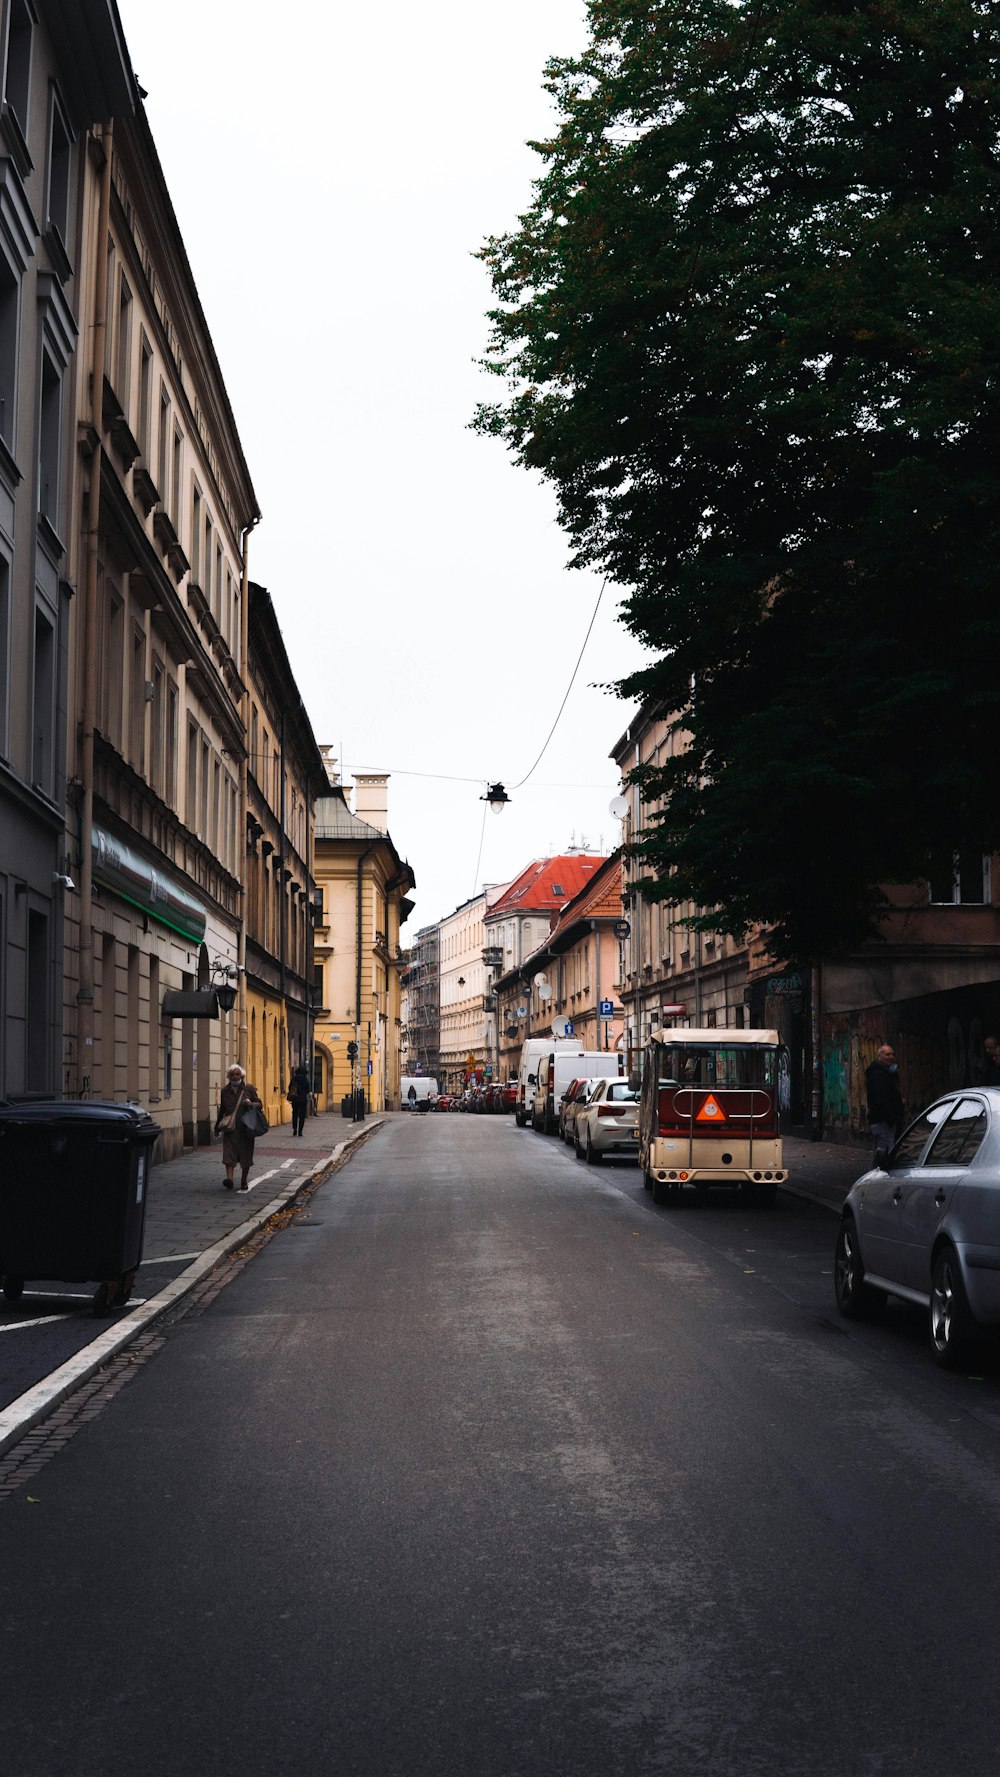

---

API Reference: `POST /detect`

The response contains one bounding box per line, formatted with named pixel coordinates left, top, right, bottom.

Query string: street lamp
left=211, top=960, right=238, bottom=1014
left=481, top=782, right=510, bottom=813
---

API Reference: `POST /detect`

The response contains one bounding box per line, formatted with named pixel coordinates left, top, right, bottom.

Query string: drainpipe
left=237, top=514, right=259, bottom=1069
left=75, top=122, right=114, bottom=1098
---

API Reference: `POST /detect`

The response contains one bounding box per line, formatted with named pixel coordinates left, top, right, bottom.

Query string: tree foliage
left=475, top=0, right=1000, bottom=957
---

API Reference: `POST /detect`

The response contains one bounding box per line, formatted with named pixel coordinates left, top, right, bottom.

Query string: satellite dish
left=538, top=984, right=552, bottom=1001
left=609, top=795, right=629, bottom=821
left=533, top=972, right=548, bottom=986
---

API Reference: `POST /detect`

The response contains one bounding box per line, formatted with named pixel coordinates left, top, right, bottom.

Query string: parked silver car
left=560, top=1077, right=603, bottom=1145
left=574, top=1079, right=640, bottom=1163
left=834, top=1088, right=1000, bottom=1367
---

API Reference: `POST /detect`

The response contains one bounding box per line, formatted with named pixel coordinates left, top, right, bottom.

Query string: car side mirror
left=874, top=1146, right=892, bottom=1171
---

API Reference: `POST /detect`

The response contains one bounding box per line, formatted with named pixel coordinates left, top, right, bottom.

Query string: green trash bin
left=0, top=1101, right=161, bottom=1316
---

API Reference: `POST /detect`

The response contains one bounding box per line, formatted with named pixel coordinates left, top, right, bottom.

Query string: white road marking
left=141, top=1253, right=201, bottom=1265
left=0, top=1301, right=148, bottom=1332
left=240, top=1158, right=296, bottom=1193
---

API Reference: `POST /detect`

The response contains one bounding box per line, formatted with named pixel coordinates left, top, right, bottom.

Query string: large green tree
left=476, top=0, right=1000, bottom=957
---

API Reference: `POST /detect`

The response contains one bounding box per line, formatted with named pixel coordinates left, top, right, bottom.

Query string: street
left=3, top=1112, right=1000, bottom=1776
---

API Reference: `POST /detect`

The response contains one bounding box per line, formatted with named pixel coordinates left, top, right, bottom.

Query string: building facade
left=493, top=853, right=625, bottom=1078
left=0, top=0, right=135, bottom=1101
left=244, top=582, right=327, bottom=1128
left=62, top=97, right=259, bottom=1156
left=401, top=921, right=440, bottom=1082
left=438, top=885, right=506, bottom=1092
left=312, top=767, right=415, bottom=1113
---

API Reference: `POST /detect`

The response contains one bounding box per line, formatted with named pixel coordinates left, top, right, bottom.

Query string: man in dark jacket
left=865, top=1044, right=903, bottom=1159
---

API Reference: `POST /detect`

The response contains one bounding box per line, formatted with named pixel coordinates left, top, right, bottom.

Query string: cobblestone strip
left=0, top=1127, right=378, bottom=1503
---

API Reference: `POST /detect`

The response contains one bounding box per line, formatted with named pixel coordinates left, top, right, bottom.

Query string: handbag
left=239, top=1103, right=269, bottom=1138
left=219, top=1086, right=246, bottom=1132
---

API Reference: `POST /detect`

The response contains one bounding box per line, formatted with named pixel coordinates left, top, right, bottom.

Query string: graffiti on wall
left=823, top=998, right=1000, bottom=1141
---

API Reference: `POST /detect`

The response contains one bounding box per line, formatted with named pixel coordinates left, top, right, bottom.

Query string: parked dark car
left=834, top=1087, right=1000, bottom=1367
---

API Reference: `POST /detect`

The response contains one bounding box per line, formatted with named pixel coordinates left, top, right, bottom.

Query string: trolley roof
left=649, top=1028, right=780, bottom=1047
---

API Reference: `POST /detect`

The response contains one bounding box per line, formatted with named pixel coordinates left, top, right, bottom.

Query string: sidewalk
left=141, top=1105, right=381, bottom=1262
left=782, top=1130, right=873, bottom=1214
left=0, top=1107, right=383, bottom=1456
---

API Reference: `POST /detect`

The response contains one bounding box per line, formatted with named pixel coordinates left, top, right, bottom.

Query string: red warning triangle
left=696, top=1093, right=726, bottom=1123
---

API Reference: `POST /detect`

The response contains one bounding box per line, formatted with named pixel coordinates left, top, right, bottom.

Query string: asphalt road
left=3, top=1114, right=1000, bottom=1776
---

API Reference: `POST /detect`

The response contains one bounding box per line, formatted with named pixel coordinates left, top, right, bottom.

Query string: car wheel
left=834, top=1220, right=886, bottom=1321
left=929, top=1247, right=975, bottom=1369
left=586, top=1134, right=602, bottom=1165
left=2, top=1276, right=24, bottom=1302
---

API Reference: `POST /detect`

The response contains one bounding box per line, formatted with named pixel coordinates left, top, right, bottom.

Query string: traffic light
left=347, top=1040, right=359, bottom=1062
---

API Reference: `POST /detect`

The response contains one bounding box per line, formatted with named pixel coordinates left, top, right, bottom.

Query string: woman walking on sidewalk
left=288, top=1063, right=311, bottom=1137
left=215, top=1063, right=263, bottom=1191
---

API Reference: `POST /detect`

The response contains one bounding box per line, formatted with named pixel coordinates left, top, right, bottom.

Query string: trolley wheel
left=117, top=1269, right=137, bottom=1307
left=2, top=1276, right=24, bottom=1303
left=92, top=1280, right=118, bottom=1317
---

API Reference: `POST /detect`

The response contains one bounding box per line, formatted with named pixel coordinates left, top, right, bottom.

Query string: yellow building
left=312, top=765, right=415, bottom=1112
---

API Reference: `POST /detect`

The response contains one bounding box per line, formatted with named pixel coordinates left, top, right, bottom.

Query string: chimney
left=353, top=772, right=389, bottom=832
left=319, top=745, right=340, bottom=786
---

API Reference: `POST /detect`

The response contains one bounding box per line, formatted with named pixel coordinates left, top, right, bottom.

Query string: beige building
left=312, top=766, right=415, bottom=1113
left=62, top=97, right=259, bottom=1156
left=438, top=885, right=507, bottom=1091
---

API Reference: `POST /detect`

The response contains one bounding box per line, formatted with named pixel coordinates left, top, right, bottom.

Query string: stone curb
left=0, top=1117, right=383, bottom=1457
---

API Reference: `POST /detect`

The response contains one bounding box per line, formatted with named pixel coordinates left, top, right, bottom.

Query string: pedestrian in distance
left=983, top=1034, right=1000, bottom=1086
left=288, top=1062, right=311, bottom=1137
left=215, top=1063, right=263, bottom=1191
left=865, top=1043, right=903, bottom=1162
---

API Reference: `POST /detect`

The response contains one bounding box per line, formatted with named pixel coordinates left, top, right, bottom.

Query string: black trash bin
left=353, top=1089, right=366, bottom=1121
left=0, top=1101, right=161, bottom=1316
left=341, top=1093, right=353, bottom=1119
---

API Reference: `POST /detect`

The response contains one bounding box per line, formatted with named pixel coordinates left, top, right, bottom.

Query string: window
left=211, top=757, right=221, bottom=850
left=0, top=252, right=18, bottom=446
left=190, top=484, right=201, bottom=581
left=215, top=542, right=223, bottom=624
left=199, top=736, right=209, bottom=838
left=98, top=579, right=123, bottom=744
left=929, top=852, right=989, bottom=906
left=204, top=513, right=212, bottom=603
left=46, top=86, right=72, bottom=251
left=0, top=552, right=9, bottom=754
left=925, top=1098, right=988, bottom=1168
left=157, top=387, right=169, bottom=499
left=115, top=271, right=131, bottom=402
left=150, top=658, right=164, bottom=793
left=4, top=0, right=32, bottom=140
left=38, top=349, right=60, bottom=522
left=138, top=333, right=152, bottom=456
left=25, top=908, right=48, bottom=1092
left=891, top=1101, right=953, bottom=1167
left=186, top=717, right=198, bottom=828
left=31, top=604, right=53, bottom=791
left=129, top=625, right=145, bottom=771
left=149, top=955, right=159, bottom=1096
left=165, top=677, right=177, bottom=808
left=172, top=427, right=182, bottom=524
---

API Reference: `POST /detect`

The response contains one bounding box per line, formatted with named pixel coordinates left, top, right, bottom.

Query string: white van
left=401, top=1076, right=438, bottom=1112
left=532, top=1049, right=621, bottom=1135
left=515, top=1037, right=580, bottom=1128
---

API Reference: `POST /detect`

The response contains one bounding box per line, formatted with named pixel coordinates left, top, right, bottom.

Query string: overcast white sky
left=117, top=0, right=649, bottom=930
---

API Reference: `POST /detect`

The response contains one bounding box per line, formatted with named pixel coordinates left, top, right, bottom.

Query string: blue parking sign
left=598, top=999, right=614, bottom=1018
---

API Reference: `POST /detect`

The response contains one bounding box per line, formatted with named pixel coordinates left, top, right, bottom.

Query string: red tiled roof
left=546, top=853, right=622, bottom=946
left=485, top=855, right=605, bottom=920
